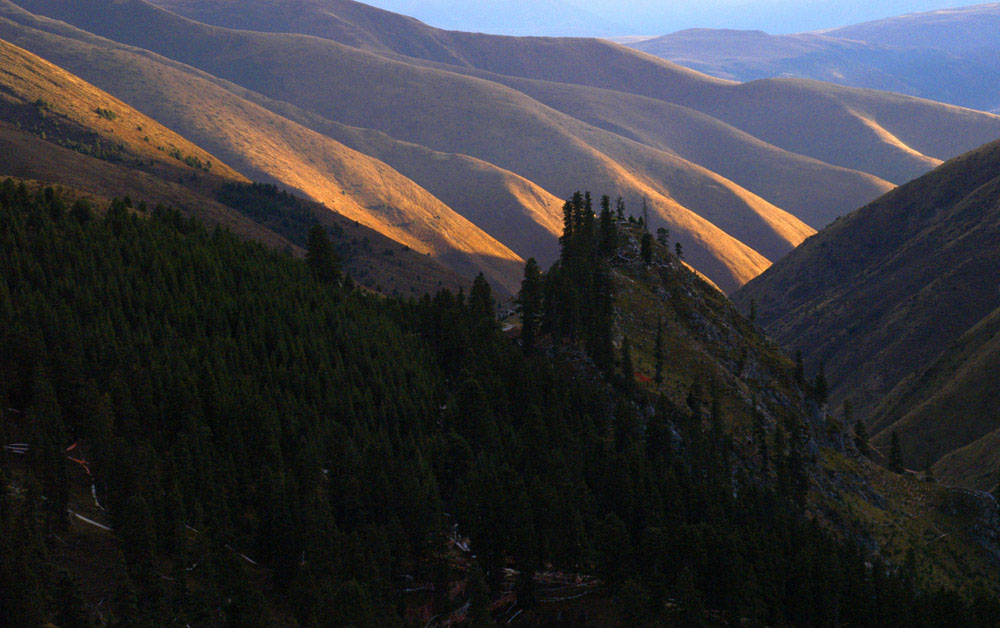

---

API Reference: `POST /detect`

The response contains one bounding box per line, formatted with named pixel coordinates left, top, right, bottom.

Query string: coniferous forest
left=1, top=180, right=999, bottom=627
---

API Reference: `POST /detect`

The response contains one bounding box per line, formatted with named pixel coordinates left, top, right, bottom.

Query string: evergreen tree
left=517, top=258, right=544, bottom=352
left=306, top=224, right=340, bottom=283
left=641, top=231, right=654, bottom=265
left=674, top=242, right=683, bottom=259
left=70, top=198, right=93, bottom=223
left=56, top=570, right=91, bottom=628
left=814, top=364, right=828, bottom=404
left=620, top=337, right=635, bottom=391
left=598, top=194, right=618, bottom=255
left=654, top=319, right=664, bottom=385
left=656, top=227, right=669, bottom=247
left=467, top=563, right=496, bottom=628
left=469, top=273, right=495, bottom=326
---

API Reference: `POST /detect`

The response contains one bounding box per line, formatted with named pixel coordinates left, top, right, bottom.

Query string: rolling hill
left=7, top=0, right=1000, bottom=293
left=735, top=137, right=1000, bottom=490
left=626, top=4, right=1000, bottom=113
left=0, top=38, right=472, bottom=296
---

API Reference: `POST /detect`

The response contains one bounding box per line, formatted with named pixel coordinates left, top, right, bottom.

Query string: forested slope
left=2, top=181, right=998, bottom=627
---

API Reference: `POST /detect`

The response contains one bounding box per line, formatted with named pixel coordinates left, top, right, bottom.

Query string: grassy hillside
left=148, top=0, right=1000, bottom=183
left=736, top=138, right=1000, bottom=490
left=870, top=304, right=1000, bottom=491
left=0, top=38, right=472, bottom=296
left=10, top=0, right=1000, bottom=293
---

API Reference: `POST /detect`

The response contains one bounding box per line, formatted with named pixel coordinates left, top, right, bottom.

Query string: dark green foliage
left=516, top=257, right=543, bottom=351
left=95, top=107, right=118, bottom=121
left=654, top=318, right=664, bottom=385
left=306, top=223, right=341, bottom=283
left=167, top=148, right=212, bottom=171
left=814, top=364, right=828, bottom=404
left=641, top=231, right=654, bottom=265
left=0, top=181, right=995, bottom=628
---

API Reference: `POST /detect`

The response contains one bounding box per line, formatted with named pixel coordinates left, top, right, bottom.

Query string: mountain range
left=627, top=3, right=1000, bottom=113
left=3, top=0, right=1000, bottom=295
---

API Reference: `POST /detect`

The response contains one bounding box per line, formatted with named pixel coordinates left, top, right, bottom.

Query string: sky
left=362, top=0, right=985, bottom=35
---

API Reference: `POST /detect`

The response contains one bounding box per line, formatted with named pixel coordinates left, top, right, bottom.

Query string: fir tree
left=306, top=224, right=340, bottom=283
left=517, top=258, right=544, bottom=352
left=641, top=231, right=654, bottom=265
left=620, top=337, right=635, bottom=391
left=654, top=319, right=664, bottom=385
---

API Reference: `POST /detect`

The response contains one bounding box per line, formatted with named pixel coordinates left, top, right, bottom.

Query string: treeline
left=0, top=181, right=997, bottom=627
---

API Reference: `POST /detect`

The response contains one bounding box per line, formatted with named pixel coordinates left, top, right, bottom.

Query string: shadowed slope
left=0, top=10, right=527, bottom=292
left=0, top=40, right=473, bottom=295
left=3, top=0, right=785, bottom=291
left=735, top=139, right=1000, bottom=465
left=147, top=0, right=1000, bottom=183
left=869, top=304, right=1000, bottom=490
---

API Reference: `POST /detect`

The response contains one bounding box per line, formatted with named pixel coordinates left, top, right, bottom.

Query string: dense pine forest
left=1, top=180, right=998, bottom=627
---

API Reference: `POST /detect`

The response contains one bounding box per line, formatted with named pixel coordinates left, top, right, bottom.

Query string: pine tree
left=56, top=570, right=91, bottom=628
left=620, top=337, right=635, bottom=391
left=598, top=194, right=618, bottom=255
left=656, top=227, right=669, bottom=246
left=467, top=563, right=496, bottom=628
left=615, top=196, right=626, bottom=222
left=674, top=242, right=684, bottom=259
left=814, top=364, right=828, bottom=404
left=306, top=224, right=340, bottom=283
left=70, top=198, right=93, bottom=223
left=517, top=258, right=544, bottom=352
left=641, top=232, right=653, bottom=265
left=469, top=273, right=495, bottom=325
left=654, top=319, right=664, bottom=385
left=889, top=431, right=904, bottom=473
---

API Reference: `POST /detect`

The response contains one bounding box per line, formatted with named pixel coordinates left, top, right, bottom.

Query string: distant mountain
left=735, top=138, right=1000, bottom=490
left=627, top=4, right=1000, bottom=113
left=825, top=2, right=1000, bottom=53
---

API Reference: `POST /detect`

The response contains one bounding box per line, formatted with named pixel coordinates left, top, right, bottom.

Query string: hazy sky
left=363, top=0, right=984, bottom=35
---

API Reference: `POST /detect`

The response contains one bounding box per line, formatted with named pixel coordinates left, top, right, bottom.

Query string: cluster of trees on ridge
left=0, top=181, right=997, bottom=627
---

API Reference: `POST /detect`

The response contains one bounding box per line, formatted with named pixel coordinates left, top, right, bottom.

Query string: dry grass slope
left=737, top=139, right=1000, bottom=490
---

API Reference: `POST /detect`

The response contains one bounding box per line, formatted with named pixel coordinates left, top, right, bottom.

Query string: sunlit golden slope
left=9, top=0, right=1000, bottom=292
left=151, top=0, right=1000, bottom=185
left=0, top=38, right=243, bottom=182
left=0, top=15, right=525, bottom=292
left=0, top=0, right=791, bottom=291
left=0, top=38, right=475, bottom=296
